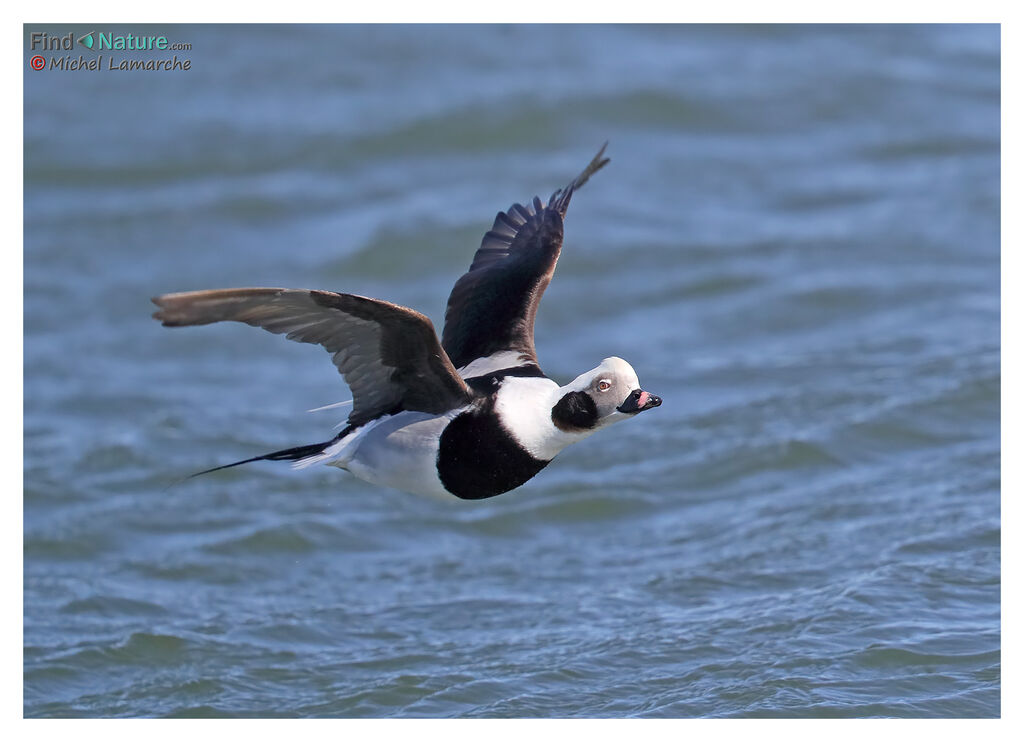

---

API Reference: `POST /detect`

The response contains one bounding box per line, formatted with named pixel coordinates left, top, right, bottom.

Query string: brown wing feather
left=152, top=288, right=473, bottom=427
left=441, top=144, right=610, bottom=372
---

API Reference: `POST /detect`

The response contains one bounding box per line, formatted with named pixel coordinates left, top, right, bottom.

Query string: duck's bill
left=616, top=389, right=662, bottom=414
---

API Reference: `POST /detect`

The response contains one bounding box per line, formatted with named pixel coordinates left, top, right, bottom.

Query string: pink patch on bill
left=636, top=391, right=650, bottom=408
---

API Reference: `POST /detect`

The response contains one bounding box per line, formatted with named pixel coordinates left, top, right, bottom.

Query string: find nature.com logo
left=29, top=30, right=193, bottom=72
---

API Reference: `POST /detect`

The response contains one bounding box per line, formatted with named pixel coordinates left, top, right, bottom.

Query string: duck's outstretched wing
left=153, top=288, right=473, bottom=427
left=441, top=144, right=610, bottom=376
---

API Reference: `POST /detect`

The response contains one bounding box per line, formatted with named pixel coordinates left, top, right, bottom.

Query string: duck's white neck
left=493, top=376, right=596, bottom=461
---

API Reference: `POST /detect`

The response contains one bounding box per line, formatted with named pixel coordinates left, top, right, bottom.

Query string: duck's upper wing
left=152, top=288, right=473, bottom=427
left=440, top=145, right=610, bottom=376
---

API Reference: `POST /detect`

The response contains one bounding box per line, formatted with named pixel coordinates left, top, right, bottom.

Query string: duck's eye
left=597, top=380, right=611, bottom=392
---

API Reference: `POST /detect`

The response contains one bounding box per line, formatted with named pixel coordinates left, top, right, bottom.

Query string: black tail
left=188, top=436, right=342, bottom=479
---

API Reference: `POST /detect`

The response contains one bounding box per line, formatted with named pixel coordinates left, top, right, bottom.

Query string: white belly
left=333, top=409, right=466, bottom=498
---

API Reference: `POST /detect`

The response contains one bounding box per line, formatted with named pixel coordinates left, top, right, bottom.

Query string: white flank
left=292, top=409, right=469, bottom=498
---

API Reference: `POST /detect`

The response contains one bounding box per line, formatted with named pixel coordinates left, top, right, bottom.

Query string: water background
left=23, top=24, right=1000, bottom=717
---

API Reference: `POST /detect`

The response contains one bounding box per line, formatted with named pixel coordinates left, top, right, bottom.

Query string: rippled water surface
left=23, top=24, right=999, bottom=717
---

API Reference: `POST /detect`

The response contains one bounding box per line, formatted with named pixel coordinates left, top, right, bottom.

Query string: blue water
left=23, top=24, right=999, bottom=717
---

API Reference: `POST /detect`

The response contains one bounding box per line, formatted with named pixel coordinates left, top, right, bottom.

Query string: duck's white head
left=492, top=357, right=661, bottom=462
left=552, top=357, right=662, bottom=432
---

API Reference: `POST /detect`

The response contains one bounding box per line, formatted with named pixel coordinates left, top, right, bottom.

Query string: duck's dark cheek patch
left=551, top=391, right=598, bottom=431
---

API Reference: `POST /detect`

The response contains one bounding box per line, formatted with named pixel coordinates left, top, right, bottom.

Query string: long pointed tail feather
left=188, top=438, right=339, bottom=479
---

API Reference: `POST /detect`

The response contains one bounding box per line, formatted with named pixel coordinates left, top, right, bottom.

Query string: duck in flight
left=152, top=145, right=661, bottom=500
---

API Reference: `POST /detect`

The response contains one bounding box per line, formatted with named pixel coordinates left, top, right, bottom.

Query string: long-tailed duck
left=153, top=145, right=661, bottom=499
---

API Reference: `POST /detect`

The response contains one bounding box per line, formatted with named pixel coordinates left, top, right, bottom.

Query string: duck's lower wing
left=153, top=288, right=473, bottom=427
